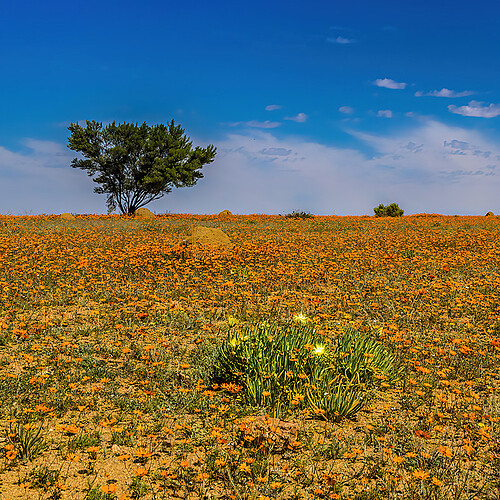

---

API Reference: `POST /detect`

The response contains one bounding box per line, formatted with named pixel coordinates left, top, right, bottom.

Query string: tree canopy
left=373, top=203, right=404, bottom=217
left=67, top=120, right=216, bottom=214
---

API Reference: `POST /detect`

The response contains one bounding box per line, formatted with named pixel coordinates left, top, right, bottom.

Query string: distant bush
left=410, top=213, right=443, bottom=218
left=283, top=210, right=314, bottom=219
left=374, top=203, right=404, bottom=217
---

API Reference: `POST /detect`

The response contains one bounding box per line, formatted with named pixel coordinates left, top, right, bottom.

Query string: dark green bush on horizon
left=374, top=203, right=404, bottom=217
left=282, top=210, right=314, bottom=219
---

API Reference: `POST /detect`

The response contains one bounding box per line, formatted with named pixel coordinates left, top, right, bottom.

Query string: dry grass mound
left=485, top=211, right=495, bottom=216
left=184, top=225, right=232, bottom=250
left=218, top=209, right=233, bottom=216
left=134, top=207, right=155, bottom=218
left=59, top=213, right=75, bottom=220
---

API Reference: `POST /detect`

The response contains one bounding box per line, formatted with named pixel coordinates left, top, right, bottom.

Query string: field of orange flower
left=0, top=214, right=499, bottom=500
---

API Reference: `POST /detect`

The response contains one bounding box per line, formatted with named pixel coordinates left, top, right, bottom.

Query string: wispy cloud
left=230, top=120, right=281, bottom=129
left=327, top=36, right=355, bottom=44
left=415, top=88, right=475, bottom=98
left=377, top=110, right=393, bottom=118
left=339, top=106, right=354, bottom=115
left=22, top=139, right=71, bottom=161
left=265, top=105, right=282, bottom=111
left=374, top=78, right=407, bottom=90
left=260, top=147, right=292, bottom=156
left=285, top=113, right=307, bottom=123
left=247, top=120, right=282, bottom=128
left=448, top=101, right=500, bottom=118
left=443, top=139, right=495, bottom=159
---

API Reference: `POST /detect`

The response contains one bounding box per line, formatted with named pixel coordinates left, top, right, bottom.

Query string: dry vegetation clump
left=134, top=208, right=156, bottom=218
left=409, top=213, right=446, bottom=218
left=0, top=214, right=499, bottom=499
left=218, top=209, right=233, bottom=216
left=59, top=213, right=76, bottom=220
left=184, top=224, right=233, bottom=251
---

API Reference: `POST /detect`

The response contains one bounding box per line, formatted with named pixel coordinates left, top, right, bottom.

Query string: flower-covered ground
left=0, top=213, right=498, bottom=499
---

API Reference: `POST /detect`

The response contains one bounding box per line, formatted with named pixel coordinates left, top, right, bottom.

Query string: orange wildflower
left=413, top=470, right=430, bottom=480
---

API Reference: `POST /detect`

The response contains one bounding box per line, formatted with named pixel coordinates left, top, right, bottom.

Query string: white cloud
left=349, top=120, right=500, bottom=183
left=327, top=36, right=355, bottom=44
left=374, top=78, right=407, bottom=90
left=339, top=106, right=354, bottom=115
left=415, top=88, right=474, bottom=98
left=244, top=120, right=282, bottom=128
left=448, top=101, right=500, bottom=118
left=2, top=120, right=500, bottom=216
left=377, top=110, right=393, bottom=118
left=284, top=113, right=308, bottom=123
left=0, top=141, right=98, bottom=215
left=265, top=105, right=282, bottom=111
left=166, top=120, right=500, bottom=215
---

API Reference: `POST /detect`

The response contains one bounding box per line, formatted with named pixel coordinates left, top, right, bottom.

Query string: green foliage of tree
left=374, top=203, right=404, bottom=217
left=67, top=120, right=216, bottom=214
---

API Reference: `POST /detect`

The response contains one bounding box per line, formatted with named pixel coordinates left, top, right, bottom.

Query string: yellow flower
left=227, top=315, right=239, bottom=327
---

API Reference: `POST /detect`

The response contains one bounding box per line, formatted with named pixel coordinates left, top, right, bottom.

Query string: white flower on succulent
left=293, top=313, right=309, bottom=324
left=313, top=344, right=326, bottom=355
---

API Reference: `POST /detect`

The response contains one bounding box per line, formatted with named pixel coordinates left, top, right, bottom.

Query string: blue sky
left=2, top=0, right=500, bottom=215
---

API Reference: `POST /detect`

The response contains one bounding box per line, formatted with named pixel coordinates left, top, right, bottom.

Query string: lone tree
left=67, top=120, right=216, bottom=214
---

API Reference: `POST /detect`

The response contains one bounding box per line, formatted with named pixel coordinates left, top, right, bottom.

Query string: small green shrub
left=68, top=430, right=102, bottom=451
left=211, top=322, right=399, bottom=421
left=9, top=422, right=47, bottom=461
left=401, top=248, right=415, bottom=258
left=282, top=210, right=314, bottom=219
left=374, top=203, right=404, bottom=217
left=129, top=476, right=149, bottom=498
left=28, top=465, right=60, bottom=489
left=84, top=485, right=117, bottom=500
